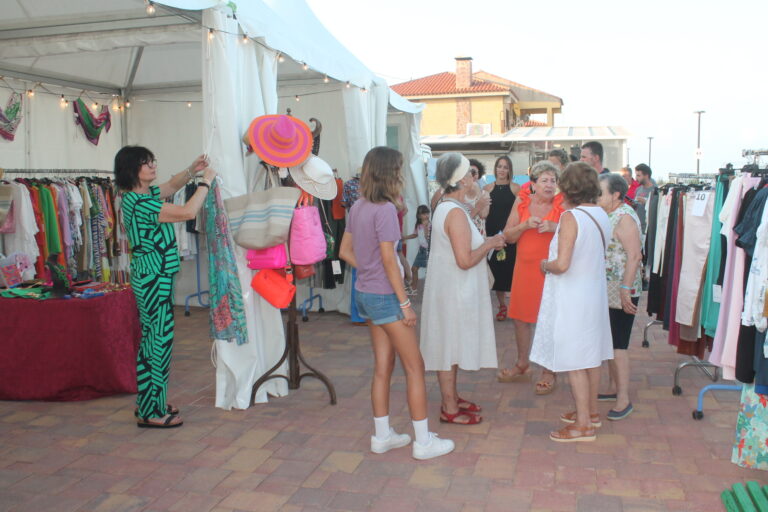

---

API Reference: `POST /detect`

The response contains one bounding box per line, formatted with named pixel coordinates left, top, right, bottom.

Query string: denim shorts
left=355, top=291, right=404, bottom=325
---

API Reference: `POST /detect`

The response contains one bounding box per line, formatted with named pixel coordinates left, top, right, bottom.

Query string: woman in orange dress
left=497, top=161, right=564, bottom=394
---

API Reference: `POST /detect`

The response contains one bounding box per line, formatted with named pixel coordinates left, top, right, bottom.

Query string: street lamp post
left=647, top=136, right=653, bottom=167
left=694, top=110, right=705, bottom=174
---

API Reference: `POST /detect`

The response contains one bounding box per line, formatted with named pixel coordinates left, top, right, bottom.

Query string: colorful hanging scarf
left=0, top=92, right=23, bottom=141
left=204, top=180, right=248, bottom=345
left=73, top=98, right=111, bottom=145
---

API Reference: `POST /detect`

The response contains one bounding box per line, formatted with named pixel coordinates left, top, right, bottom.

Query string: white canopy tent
left=0, top=0, right=426, bottom=409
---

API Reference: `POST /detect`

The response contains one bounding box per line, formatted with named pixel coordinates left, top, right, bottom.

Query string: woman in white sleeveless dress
left=531, top=162, right=613, bottom=442
left=420, top=153, right=506, bottom=425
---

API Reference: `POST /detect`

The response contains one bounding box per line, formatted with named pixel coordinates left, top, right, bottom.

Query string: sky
left=306, top=0, right=768, bottom=178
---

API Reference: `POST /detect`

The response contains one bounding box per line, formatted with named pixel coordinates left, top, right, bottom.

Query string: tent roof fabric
left=421, top=126, right=631, bottom=144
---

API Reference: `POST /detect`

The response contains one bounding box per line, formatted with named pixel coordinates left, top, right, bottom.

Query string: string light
left=187, top=102, right=192, bottom=108
left=345, top=81, right=350, bottom=88
left=125, top=100, right=131, bottom=108
left=362, top=87, right=367, bottom=93
left=27, top=89, right=34, bottom=98
left=59, top=94, right=66, bottom=107
left=146, top=1, right=156, bottom=15
left=302, top=62, right=309, bottom=71
left=323, top=75, right=329, bottom=83
left=92, top=102, right=98, bottom=110
left=278, top=53, right=285, bottom=63
left=242, top=35, right=248, bottom=44
left=208, top=28, right=214, bottom=41
left=294, top=95, right=300, bottom=102
left=112, top=102, right=119, bottom=111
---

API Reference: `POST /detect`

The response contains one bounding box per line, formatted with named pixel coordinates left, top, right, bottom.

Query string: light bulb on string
left=60, top=95, right=66, bottom=107
left=92, top=102, right=98, bottom=110
left=362, top=87, right=367, bottom=93
left=323, top=75, right=329, bottom=83
left=302, top=62, right=309, bottom=71
left=125, top=100, right=131, bottom=108
left=112, top=102, right=119, bottom=111
left=146, top=1, right=156, bottom=15
left=278, top=53, right=285, bottom=63
left=345, top=81, right=350, bottom=88
left=295, top=95, right=300, bottom=102
left=27, top=89, right=34, bottom=98
left=187, top=102, right=192, bottom=108
left=242, top=35, right=248, bottom=44
left=208, top=29, right=214, bottom=41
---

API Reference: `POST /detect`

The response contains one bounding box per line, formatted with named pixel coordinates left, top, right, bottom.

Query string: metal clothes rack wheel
left=250, top=295, right=336, bottom=405
left=691, top=383, right=742, bottom=420
left=184, top=233, right=209, bottom=316
left=300, top=286, right=324, bottom=322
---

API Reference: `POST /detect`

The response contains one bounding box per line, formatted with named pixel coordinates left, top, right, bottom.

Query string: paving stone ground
left=0, top=292, right=765, bottom=511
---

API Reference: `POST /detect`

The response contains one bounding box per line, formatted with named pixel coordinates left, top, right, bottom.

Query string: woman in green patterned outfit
left=115, top=146, right=216, bottom=428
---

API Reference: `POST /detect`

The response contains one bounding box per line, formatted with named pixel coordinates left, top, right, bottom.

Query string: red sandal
left=440, top=408, right=482, bottom=425
left=457, top=397, right=482, bottom=413
left=496, top=304, right=508, bottom=321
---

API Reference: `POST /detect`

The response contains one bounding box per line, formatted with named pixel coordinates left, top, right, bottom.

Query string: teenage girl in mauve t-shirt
left=339, top=147, right=454, bottom=461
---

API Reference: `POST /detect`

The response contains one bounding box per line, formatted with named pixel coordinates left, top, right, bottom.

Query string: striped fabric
left=120, top=185, right=180, bottom=276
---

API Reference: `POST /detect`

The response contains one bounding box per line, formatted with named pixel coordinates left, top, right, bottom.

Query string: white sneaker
left=412, top=432, right=455, bottom=460
left=370, top=428, right=412, bottom=454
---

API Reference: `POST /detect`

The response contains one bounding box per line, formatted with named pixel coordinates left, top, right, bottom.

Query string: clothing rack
left=2, top=168, right=113, bottom=176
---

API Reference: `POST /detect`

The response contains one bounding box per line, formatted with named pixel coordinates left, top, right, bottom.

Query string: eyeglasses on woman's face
left=142, top=159, right=158, bottom=168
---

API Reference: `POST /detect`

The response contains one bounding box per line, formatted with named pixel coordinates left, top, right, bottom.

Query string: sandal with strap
left=535, top=373, right=557, bottom=395
left=495, top=304, right=508, bottom=322
left=136, top=413, right=183, bottom=429
left=549, top=424, right=596, bottom=443
left=560, top=410, right=601, bottom=428
left=497, top=363, right=532, bottom=383
left=457, top=397, right=481, bottom=413
left=134, top=403, right=179, bottom=418
left=440, top=408, right=482, bottom=425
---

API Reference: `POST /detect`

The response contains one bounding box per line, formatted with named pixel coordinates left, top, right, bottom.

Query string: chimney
left=455, top=56, right=472, bottom=89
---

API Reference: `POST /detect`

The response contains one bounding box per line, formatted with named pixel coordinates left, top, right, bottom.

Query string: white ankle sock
left=373, top=415, right=390, bottom=440
left=412, top=418, right=429, bottom=445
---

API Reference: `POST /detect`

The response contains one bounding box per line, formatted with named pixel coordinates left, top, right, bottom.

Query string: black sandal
left=136, top=414, right=183, bottom=429
left=134, top=404, right=179, bottom=418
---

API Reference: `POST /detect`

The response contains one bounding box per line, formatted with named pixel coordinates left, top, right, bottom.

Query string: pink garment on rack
left=709, top=176, right=761, bottom=378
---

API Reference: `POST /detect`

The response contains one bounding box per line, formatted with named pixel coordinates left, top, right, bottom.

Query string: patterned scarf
left=73, top=98, right=111, bottom=145
left=0, top=92, right=23, bottom=141
left=204, top=180, right=248, bottom=345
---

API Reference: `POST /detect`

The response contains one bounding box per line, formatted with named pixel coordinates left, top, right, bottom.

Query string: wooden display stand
left=250, top=295, right=337, bottom=405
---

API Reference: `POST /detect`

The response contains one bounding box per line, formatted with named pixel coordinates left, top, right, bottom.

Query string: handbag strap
left=574, top=207, right=606, bottom=252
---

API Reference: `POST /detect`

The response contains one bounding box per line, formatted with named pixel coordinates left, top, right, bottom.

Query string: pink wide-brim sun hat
left=247, top=115, right=312, bottom=168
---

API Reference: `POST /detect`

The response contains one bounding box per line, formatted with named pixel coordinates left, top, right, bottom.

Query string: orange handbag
left=250, top=267, right=295, bottom=309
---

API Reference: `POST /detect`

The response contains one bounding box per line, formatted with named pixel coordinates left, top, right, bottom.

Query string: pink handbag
left=289, top=193, right=327, bottom=265
left=246, top=244, right=287, bottom=270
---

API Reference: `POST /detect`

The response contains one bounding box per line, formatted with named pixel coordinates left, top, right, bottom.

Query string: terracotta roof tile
left=523, top=119, right=547, bottom=127
left=390, top=72, right=510, bottom=96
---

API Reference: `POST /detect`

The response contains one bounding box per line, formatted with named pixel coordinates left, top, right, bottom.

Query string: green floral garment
left=605, top=203, right=643, bottom=298
left=732, top=383, right=768, bottom=470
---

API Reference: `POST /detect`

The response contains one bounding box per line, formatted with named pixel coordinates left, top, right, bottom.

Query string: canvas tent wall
left=0, top=0, right=426, bottom=408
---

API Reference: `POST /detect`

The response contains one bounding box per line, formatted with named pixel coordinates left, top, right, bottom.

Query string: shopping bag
left=250, top=267, right=295, bottom=309
left=289, top=193, right=327, bottom=265
left=246, top=244, right=287, bottom=269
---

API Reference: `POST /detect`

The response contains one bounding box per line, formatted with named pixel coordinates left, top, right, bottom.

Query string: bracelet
left=619, top=285, right=632, bottom=290
left=197, top=181, right=210, bottom=189
left=399, top=299, right=411, bottom=309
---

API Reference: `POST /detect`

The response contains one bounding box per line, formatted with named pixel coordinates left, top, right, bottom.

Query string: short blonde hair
left=360, top=146, right=404, bottom=207
left=530, top=160, right=560, bottom=182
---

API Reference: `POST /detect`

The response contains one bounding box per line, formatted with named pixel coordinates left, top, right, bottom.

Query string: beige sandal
left=549, top=424, right=596, bottom=442
left=535, top=373, right=557, bottom=395
left=560, top=410, right=601, bottom=428
left=497, top=363, right=531, bottom=383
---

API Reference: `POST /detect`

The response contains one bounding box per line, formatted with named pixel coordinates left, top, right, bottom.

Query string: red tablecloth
left=0, top=288, right=141, bottom=401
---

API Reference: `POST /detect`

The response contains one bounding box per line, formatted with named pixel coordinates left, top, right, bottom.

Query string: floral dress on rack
left=732, top=383, right=768, bottom=471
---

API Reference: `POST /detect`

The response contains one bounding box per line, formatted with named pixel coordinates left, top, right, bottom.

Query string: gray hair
left=436, top=152, right=465, bottom=193
left=599, top=172, right=628, bottom=200
left=530, top=160, right=560, bottom=182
